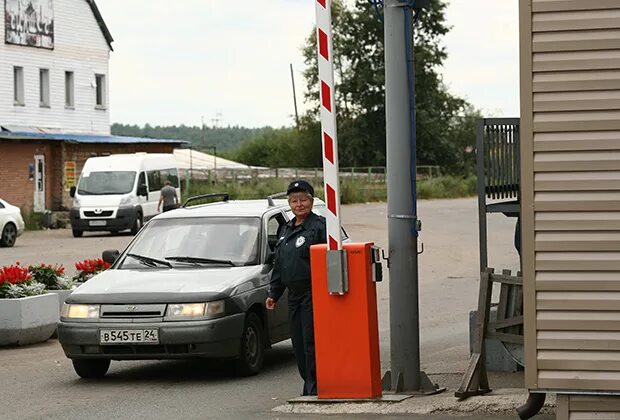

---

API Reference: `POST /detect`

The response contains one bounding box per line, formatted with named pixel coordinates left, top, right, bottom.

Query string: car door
left=264, top=211, right=289, bottom=344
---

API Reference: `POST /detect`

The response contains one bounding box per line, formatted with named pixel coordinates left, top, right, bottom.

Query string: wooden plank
left=487, top=332, right=524, bottom=344
left=489, top=316, right=524, bottom=330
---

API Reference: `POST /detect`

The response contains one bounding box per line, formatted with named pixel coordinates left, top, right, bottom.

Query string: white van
left=69, top=153, right=180, bottom=237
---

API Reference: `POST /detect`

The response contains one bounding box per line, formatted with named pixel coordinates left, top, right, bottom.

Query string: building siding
left=557, top=394, right=620, bottom=420
left=0, top=142, right=174, bottom=212
left=521, top=0, right=620, bottom=392
left=0, top=0, right=111, bottom=134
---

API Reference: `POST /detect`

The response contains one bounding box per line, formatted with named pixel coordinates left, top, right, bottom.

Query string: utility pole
left=290, top=63, right=300, bottom=129
left=201, top=116, right=205, bottom=146
left=384, top=0, right=439, bottom=394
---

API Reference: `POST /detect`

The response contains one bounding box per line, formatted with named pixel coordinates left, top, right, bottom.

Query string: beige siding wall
left=521, top=0, right=620, bottom=391
left=557, top=394, right=620, bottom=420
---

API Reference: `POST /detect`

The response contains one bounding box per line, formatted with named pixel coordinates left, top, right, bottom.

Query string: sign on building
left=4, top=0, right=54, bottom=49
left=64, top=161, right=76, bottom=190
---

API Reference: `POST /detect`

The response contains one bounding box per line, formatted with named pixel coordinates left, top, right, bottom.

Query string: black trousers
left=162, top=204, right=177, bottom=212
left=288, top=290, right=317, bottom=396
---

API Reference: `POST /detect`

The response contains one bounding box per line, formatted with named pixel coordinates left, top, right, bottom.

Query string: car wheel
left=236, top=312, right=265, bottom=376
left=72, top=229, right=83, bottom=238
left=72, top=359, right=110, bottom=379
left=130, top=212, right=142, bottom=235
left=0, top=223, right=17, bottom=247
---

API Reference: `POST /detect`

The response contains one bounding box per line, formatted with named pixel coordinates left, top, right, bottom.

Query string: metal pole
left=290, top=63, right=300, bottom=129
left=384, top=0, right=436, bottom=393
left=201, top=116, right=205, bottom=145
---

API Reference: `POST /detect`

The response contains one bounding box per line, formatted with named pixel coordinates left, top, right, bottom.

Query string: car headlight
left=73, top=197, right=81, bottom=208
left=119, top=195, right=135, bottom=206
left=165, top=301, right=225, bottom=319
left=61, top=304, right=100, bottom=319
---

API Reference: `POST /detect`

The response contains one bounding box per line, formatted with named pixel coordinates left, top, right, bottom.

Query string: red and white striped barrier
left=315, top=0, right=342, bottom=251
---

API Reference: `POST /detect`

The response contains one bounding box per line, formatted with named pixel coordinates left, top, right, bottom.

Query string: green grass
left=416, top=175, right=477, bottom=199
left=182, top=175, right=476, bottom=205
left=22, top=209, right=43, bottom=231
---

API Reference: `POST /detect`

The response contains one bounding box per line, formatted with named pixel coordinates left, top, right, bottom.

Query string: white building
left=0, top=1, right=186, bottom=214
left=0, top=0, right=113, bottom=134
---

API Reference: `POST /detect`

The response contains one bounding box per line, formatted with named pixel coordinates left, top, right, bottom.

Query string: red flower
left=0, top=263, right=32, bottom=285
left=74, top=258, right=110, bottom=275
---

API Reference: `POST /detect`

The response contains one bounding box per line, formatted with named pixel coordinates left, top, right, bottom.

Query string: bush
left=28, top=263, right=73, bottom=290
left=182, top=175, right=476, bottom=205
left=417, top=175, right=477, bottom=199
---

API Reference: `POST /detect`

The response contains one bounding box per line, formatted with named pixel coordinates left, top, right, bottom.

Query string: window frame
left=95, top=74, right=106, bottom=109
left=65, top=71, right=75, bottom=108
left=39, top=68, right=50, bottom=107
left=13, top=66, right=25, bottom=106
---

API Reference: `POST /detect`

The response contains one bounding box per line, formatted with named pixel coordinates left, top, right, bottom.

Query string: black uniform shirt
left=268, top=211, right=327, bottom=301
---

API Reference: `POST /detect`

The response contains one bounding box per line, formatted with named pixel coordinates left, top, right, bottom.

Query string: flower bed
left=0, top=262, right=57, bottom=346
left=0, top=262, right=46, bottom=299
left=28, top=263, right=74, bottom=291
left=73, top=258, right=111, bottom=283
left=0, top=257, right=112, bottom=346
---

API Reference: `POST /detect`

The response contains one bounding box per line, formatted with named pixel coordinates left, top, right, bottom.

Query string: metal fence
left=179, top=165, right=441, bottom=184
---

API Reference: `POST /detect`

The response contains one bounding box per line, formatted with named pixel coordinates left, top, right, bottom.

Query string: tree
left=301, top=0, right=478, bottom=173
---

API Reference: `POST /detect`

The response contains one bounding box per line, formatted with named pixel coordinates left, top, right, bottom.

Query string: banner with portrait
left=4, top=0, right=54, bottom=49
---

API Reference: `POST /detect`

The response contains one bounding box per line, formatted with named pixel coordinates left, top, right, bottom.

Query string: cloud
left=98, top=0, right=315, bottom=128
left=442, top=0, right=520, bottom=116
left=97, top=0, right=520, bottom=127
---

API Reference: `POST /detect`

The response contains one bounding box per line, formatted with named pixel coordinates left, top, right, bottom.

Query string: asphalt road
left=0, top=199, right=535, bottom=419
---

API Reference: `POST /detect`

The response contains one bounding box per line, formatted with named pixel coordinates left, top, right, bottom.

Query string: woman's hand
left=265, top=297, right=276, bottom=310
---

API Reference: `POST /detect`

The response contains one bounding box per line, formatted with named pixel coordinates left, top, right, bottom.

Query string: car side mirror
left=137, top=185, right=148, bottom=197
left=70, top=186, right=76, bottom=198
left=102, top=249, right=120, bottom=264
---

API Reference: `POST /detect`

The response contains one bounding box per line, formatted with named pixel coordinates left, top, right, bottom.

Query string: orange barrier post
left=310, top=242, right=382, bottom=399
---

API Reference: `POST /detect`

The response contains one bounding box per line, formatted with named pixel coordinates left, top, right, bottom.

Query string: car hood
left=77, top=194, right=124, bottom=208
left=67, top=265, right=266, bottom=304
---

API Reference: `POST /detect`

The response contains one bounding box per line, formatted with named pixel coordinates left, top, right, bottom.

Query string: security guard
left=266, top=180, right=326, bottom=396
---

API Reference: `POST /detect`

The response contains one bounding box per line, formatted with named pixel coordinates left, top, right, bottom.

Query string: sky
left=96, top=0, right=520, bottom=129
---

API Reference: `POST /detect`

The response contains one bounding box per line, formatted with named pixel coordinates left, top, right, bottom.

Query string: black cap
left=287, top=180, right=314, bottom=196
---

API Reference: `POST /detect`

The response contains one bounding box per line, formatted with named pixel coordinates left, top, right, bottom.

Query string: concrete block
left=469, top=309, right=520, bottom=373
left=47, top=290, right=73, bottom=314
left=46, top=289, right=73, bottom=338
left=0, top=294, right=59, bottom=346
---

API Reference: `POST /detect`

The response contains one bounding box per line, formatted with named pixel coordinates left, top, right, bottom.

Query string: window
left=95, top=74, right=106, bottom=108
left=137, top=172, right=146, bottom=189
left=120, top=218, right=261, bottom=267
left=267, top=214, right=286, bottom=252
left=147, top=168, right=179, bottom=192
left=77, top=171, right=137, bottom=195
left=13, top=66, right=24, bottom=105
left=65, top=71, right=74, bottom=108
left=39, top=69, right=50, bottom=107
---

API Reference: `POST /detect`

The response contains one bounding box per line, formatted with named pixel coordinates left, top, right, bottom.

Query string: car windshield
left=78, top=171, right=136, bottom=195
left=118, top=217, right=261, bottom=269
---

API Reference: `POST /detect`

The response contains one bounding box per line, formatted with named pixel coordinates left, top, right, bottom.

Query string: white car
left=0, top=199, right=25, bottom=247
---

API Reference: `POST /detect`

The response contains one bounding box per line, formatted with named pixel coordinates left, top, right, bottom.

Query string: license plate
left=89, top=220, right=107, bottom=226
left=99, top=329, right=159, bottom=344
